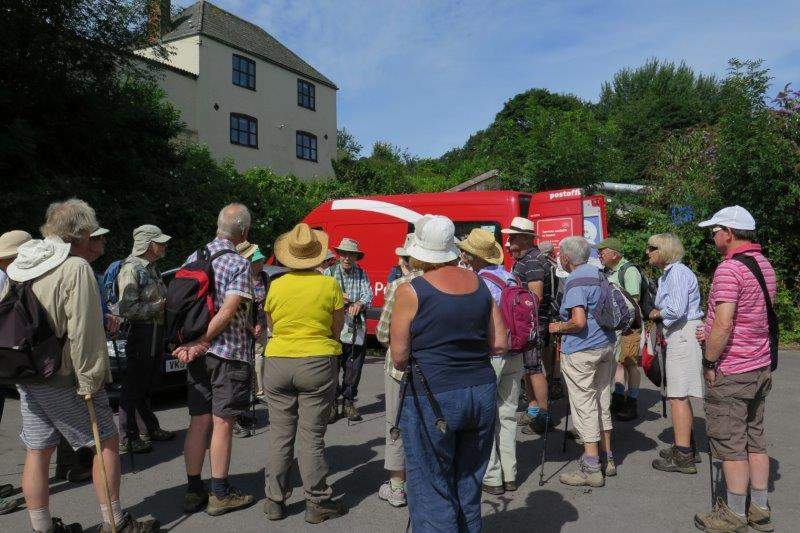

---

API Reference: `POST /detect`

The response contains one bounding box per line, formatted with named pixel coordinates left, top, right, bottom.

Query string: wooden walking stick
left=85, top=394, right=117, bottom=533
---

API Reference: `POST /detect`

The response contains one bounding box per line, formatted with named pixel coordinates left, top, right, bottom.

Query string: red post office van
left=301, top=188, right=607, bottom=334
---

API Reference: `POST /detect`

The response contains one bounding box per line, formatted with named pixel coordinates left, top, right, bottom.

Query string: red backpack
left=165, top=247, right=234, bottom=349
left=479, top=272, right=540, bottom=351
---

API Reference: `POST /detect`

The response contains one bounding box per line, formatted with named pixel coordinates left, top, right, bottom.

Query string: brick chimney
left=147, top=0, right=172, bottom=44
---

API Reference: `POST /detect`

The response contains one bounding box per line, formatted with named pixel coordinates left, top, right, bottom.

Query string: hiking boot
left=559, top=457, right=604, bottom=488
left=659, top=445, right=701, bottom=464
left=747, top=502, right=773, bottom=532
left=565, top=429, right=584, bottom=445
left=529, top=412, right=551, bottom=434
left=37, top=517, right=83, bottom=533
left=603, top=457, right=617, bottom=477
left=205, top=487, right=255, bottom=516
left=615, top=397, right=638, bottom=422
left=694, top=498, right=748, bottom=533
left=343, top=401, right=362, bottom=422
left=0, top=495, right=19, bottom=515
left=147, top=428, right=175, bottom=442
left=378, top=482, right=407, bottom=507
left=504, top=481, right=517, bottom=492
left=120, top=438, right=152, bottom=454
left=653, top=447, right=698, bottom=474
left=55, top=465, right=91, bottom=483
left=328, top=400, right=341, bottom=424
left=610, top=392, right=625, bottom=414
left=517, top=410, right=535, bottom=427
left=100, top=512, right=159, bottom=532
left=183, top=490, right=209, bottom=513
left=0, top=484, right=12, bottom=498
left=305, top=499, right=347, bottom=524
left=263, top=498, right=286, bottom=520
left=481, top=483, right=505, bottom=495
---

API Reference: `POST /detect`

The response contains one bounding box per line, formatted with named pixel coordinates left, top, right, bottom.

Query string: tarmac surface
left=1, top=350, right=798, bottom=532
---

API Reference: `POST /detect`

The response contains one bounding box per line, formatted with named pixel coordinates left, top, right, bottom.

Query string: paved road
left=1, top=351, right=798, bottom=532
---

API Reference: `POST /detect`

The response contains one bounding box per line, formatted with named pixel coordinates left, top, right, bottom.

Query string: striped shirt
left=512, top=246, right=553, bottom=323
left=705, top=244, right=776, bottom=375
left=654, top=262, right=704, bottom=328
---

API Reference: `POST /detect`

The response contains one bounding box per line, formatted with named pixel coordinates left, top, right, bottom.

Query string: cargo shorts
left=187, top=353, right=252, bottom=419
left=705, top=366, right=771, bottom=461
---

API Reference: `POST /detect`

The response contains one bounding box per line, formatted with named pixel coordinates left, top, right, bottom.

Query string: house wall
left=136, top=36, right=201, bottom=75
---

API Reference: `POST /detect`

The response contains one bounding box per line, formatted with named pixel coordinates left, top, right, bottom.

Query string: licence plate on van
left=165, top=358, right=186, bottom=373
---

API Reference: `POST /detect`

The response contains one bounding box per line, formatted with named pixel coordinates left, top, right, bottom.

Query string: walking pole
left=538, top=415, right=549, bottom=486
left=85, top=394, right=117, bottom=533
left=561, top=407, right=569, bottom=453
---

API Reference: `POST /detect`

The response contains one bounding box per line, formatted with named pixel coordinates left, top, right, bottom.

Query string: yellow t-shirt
left=265, top=270, right=345, bottom=358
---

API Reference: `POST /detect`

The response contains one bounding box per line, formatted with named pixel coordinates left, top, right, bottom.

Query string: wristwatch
left=702, top=357, right=717, bottom=370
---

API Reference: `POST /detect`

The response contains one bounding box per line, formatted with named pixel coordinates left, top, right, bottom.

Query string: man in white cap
left=693, top=206, right=777, bottom=533
left=501, top=216, right=554, bottom=435
left=116, top=224, right=175, bottom=454
left=325, top=237, right=373, bottom=422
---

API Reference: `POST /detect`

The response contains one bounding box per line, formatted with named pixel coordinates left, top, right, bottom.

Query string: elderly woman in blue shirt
left=646, top=233, right=704, bottom=474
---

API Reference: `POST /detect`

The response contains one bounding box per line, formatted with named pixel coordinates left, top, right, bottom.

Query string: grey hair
left=216, top=203, right=251, bottom=239
left=539, top=241, right=554, bottom=255
left=559, top=236, right=591, bottom=267
left=40, top=198, right=98, bottom=242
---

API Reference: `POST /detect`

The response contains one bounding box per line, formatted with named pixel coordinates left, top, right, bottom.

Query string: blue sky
left=203, top=0, right=800, bottom=158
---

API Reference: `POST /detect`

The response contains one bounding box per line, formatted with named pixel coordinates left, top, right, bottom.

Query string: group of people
left=0, top=198, right=777, bottom=533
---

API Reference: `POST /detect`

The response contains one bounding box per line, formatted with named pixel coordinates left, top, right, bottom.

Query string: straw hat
left=457, top=228, right=504, bottom=265
left=333, top=237, right=364, bottom=259
left=0, top=230, right=32, bottom=260
left=501, top=216, right=536, bottom=235
left=274, top=223, right=329, bottom=270
left=395, top=233, right=414, bottom=257
left=405, top=214, right=459, bottom=264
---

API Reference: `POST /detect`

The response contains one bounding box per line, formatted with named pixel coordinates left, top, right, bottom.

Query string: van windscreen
left=407, top=221, right=502, bottom=244
left=518, top=194, right=532, bottom=218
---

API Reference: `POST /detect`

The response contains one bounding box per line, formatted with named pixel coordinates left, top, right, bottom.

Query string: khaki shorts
left=615, top=329, right=641, bottom=365
left=705, top=366, right=771, bottom=461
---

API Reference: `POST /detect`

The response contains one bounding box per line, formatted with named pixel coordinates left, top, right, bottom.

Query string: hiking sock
left=750, top=488, right=769, bottom=509
left=187, top=474, right=204, bottom=494
left=675, top=445, right=693, bottom=456
left=100, top=500, right=124, bottom=528
left=627, top=388, right=640, bottom=399
left=582, top=454, right=600, bottom=469
left=726, top=491, right=747, bottom=517
left=526, top=406, right=540, bottom=417
left=613, top=382, right=626, bottom=395
left=211, top=477, right=231, bottom=499
left=389, top=478, right=405, bottom=491
left=29, top=506, right=52, bottom=533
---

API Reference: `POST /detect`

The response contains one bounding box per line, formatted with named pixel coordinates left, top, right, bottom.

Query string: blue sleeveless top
left=406, top=275, right=495, bottom=395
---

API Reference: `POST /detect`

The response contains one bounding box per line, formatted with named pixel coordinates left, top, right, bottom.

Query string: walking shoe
left=183, top=490, right=209, bottom=513
left=147, top=428, right=175, bottom=441
left=305, top=498, right=347, bottom=524
left=517, top=410, right=535, bottom=427
left=205, top=487, right=255, bottom=516
left=481, top=483, right=505, bottom=495
left=100, top=512, right=159, bottom=532
left=603, top=457, right=617, bottom=477
left=652, top=447, right=697, bottom=474
left=659, top=445, right=701, bottom=463
left=0, top=495, right=19, bottom=515
left=747, top=502, right=773, bottom=532
left=120, top=439, right=152, bottom=454
left=378, top=482, right=407, bottom=507
left=615, top=397, right=638, bottom=422
left=343, top=401, right=362, bottom=422
left=54, top=465, right=91, bottom=483
left=529, top=412, right=551, bottom=434
left=37, top=517, right=83, bottom=533
left=0, top=484, right=12, bottom=498
left=503, top=481, right=517, bottom=492
left=263, top=498, right=286, bottom=520
left=559, top=457, right=604, bottom=488
left=610, top=392, right=625, bottom=414
left=694, top=498, right=748, bottom=533
left=565, top=429, right=584, bottom=445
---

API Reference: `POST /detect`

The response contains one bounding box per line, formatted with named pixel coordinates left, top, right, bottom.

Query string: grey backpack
left=564, top=274, right=637, bottom=332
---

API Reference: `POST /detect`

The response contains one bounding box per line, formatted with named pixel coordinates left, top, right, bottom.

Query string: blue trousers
left=400, top=382, right=496, bottom=533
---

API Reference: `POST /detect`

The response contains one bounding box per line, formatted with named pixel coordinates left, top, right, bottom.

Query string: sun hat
left=457, top=228, right=504, bottom=265
left=501, top=216, right=536, bottom=235
left=395, top=233, right=415, bottom=257
left=90, top=227, right=109, bottom=238
left=0, top=230, right=33, bottom=260
left=7, top=238, right=71, bottom=282
left=698, top=205, right=756, bottom=230
left=131, top=224, right=171, bottom=256
left=334, top=237, right=364, bottom=259
left=405, top=214, right=460, bottom=264
left=597, top=237, right=624, bottom=253
left=324, top=249, right=335, bottom=261
left=274, top=223, right=329, bottom=270
left=236, top=240, right=258, bottom=259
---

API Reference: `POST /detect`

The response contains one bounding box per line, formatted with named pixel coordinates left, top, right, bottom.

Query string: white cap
left=90, top=227, right=109, bottom=237
left=697, top=205, right=756, bottom=230
left=405, top=214, right=460, bottom=264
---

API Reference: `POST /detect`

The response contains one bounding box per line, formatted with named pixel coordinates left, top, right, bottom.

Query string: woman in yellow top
left=262, top=223, right=346, bottom=525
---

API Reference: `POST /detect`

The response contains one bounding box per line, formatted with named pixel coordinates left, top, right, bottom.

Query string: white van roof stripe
left=331, top=199, right=423, bottom=223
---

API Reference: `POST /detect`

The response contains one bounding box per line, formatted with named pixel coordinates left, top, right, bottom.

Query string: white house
left=137, top=0, right=338, bottom=179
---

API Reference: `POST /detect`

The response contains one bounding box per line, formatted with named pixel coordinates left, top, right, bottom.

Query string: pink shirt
left=705, top=244, right=776, bottom=375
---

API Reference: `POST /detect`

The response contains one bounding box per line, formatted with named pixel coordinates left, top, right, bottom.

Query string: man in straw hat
left=325, top=237, right=373, bottom=422
left=502, top=216, right=554, bottom=435
left=2, top=199, right=157, bottom=532
left=457, top=228, right=524, bottom=495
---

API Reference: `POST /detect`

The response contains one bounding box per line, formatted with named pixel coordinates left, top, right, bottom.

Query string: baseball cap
left=697, top=206, right=756, bottom=230
left=90, top=227, right=109, bottom=237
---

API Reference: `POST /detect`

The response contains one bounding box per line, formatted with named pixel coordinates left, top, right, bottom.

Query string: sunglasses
left=710, top=226, right=726, bottom=237
left=646, top=245, right=658, bottom=252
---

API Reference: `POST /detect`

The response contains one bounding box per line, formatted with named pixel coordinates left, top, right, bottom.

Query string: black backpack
left=0, top=281, right=63, bottom=381
left=618, top=262, right=657, bottom=317
left=165, top=247, right=234, bottom=349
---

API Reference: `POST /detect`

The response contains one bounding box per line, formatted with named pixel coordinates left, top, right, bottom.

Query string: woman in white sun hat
left=390, top=214, right=508, bottom=532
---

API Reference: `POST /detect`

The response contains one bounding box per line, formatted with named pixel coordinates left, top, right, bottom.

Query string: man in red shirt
left=694, top=206, right=776, bottom=533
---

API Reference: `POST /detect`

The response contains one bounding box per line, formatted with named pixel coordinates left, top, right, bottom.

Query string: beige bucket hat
left=0, top=230, right=33, bottom=260
left=132, top=224, right=171, bottom=256
left=457, top=228, right=504, bottom=265
left=274, top=223, right=330, bottom=270
left=501, top=216, right=536, bottom=235
left=7, top=238, right=71, bottom=282
left=334, top=237, right=364, bottom=259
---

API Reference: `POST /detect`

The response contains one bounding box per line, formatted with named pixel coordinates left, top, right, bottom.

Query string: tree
left=335, top=127, right=362, bottom=160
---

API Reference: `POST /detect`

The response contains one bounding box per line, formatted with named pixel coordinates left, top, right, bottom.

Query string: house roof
left=163, top=1, right=337, bottom=89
